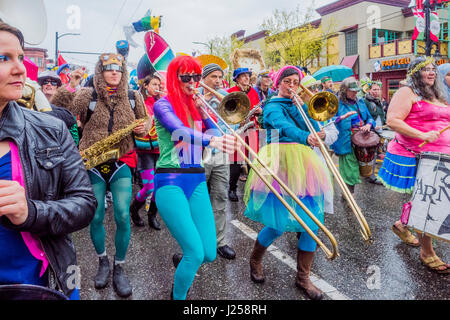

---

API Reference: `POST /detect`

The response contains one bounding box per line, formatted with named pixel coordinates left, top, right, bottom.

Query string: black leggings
left=229, top=163, right=241, bottom=192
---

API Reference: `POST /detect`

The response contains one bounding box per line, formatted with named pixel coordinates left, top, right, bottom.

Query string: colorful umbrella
left=313, top=65, right=354, bottom=82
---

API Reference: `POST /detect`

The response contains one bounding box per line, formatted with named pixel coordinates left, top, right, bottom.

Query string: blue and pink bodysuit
left=153, top=96, right=219, bottom=300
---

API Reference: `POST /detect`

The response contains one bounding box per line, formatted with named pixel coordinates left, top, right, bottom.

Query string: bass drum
left=407, top=152, right=450, bottom=242
left=0, top=284, right=68, bottom=300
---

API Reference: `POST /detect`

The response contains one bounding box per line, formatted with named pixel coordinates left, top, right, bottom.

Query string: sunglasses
left=179, top=74, right=202, bottom=83
left=42, top=79, right=59, bottom=86
left=103, top=64, right=123, bottom=72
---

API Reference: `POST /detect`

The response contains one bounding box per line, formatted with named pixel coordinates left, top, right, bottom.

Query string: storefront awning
left=341, top=55, right=359, bottom=69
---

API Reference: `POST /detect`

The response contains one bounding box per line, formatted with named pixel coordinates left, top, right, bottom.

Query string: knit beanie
left=202, top=63, right=223, bottom=79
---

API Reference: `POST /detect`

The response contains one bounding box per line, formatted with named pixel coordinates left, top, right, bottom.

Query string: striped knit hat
left=202, top=63, right=223, bottom=79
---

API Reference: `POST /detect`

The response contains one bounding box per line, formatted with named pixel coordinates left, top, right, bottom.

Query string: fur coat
left=66, top=61, right=147, bottom=156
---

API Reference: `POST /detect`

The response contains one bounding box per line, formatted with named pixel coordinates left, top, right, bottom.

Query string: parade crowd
left=0, top=21, right=449, bottom=301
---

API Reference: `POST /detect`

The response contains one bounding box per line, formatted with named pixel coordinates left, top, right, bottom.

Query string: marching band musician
left=227, top=67, right=261, bottom=202
left=378, top=56, right=450, bottom=274
left=244, top=66, right=332, bottom=300
left=129, top=74, right=162, bottom=231
left=254, top=70, right=275, bottom=105
left=152, top=56, right=238, bottom=300
left=331, top=77, right=376, bottom=196
left=199, top=63, right=237, bottom=260
left=0, top=21, right=96, bottom=301
left=68, top=53, right=149, bottom=297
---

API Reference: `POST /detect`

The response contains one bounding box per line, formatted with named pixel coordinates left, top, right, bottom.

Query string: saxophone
left=81, top=117, right=148, bottom=170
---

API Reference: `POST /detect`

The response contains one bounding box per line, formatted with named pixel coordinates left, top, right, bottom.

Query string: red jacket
left=227, top=86, right=260, bottom=107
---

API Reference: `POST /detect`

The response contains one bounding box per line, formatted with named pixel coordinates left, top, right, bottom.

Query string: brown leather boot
left=249, top=240, right=267, bottom=283
left=295, top=249, right=323, bottom=300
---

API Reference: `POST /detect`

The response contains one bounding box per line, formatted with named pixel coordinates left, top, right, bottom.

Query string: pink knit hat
left=272, top=65, right=304, bottom=89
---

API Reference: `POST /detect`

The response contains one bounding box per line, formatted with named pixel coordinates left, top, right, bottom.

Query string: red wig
left=166, top=56, right=203, bottom=127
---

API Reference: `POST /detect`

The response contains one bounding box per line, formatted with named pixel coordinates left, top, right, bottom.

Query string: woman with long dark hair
left=378, top=56, right=450, bottom=273
left=129, top=74, right=162, bottom=230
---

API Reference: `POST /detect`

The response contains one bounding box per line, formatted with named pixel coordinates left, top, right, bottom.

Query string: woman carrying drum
left=330, top=77, right=375, bottom=195
left=378, top=56, right=450, bottom=273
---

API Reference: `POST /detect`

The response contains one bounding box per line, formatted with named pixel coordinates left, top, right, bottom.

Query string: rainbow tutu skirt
left=244, top=143, right=332, bottom=233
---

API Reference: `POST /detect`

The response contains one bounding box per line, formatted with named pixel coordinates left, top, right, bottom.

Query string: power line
left=127, top=0, right=145, bottom=25
left=101, top=0, right=129, bottom=52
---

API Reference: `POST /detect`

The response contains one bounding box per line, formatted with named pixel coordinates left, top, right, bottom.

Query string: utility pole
left=193, top=41, right=213, bottom=54
left=55, top=32, right=81, bottom=67
left=424, top=0, right=442, bottom=57
left=424, top=0, right=432, bottom=56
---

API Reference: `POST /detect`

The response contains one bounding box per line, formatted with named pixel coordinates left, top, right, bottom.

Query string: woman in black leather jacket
left=0, top=22, right=96, bottom=299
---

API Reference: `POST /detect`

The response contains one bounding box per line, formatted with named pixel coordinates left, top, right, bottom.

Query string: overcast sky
left=27, top=0, right=337, bottom=71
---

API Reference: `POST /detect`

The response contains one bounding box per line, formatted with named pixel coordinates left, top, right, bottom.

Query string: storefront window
left=388, top=79, right=401, bottom=102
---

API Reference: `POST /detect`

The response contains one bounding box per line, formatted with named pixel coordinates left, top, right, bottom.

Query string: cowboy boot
left=94, top=255, right=110, bottom=289
left=112, top=258, right=133, bottom=298
left=295, top=249, right=323, bottom=300
left=147, top=200, right=161, bottom=230
left=249, top=239, right=268, bottom=283
left=129, top=197, right=145, bottom=227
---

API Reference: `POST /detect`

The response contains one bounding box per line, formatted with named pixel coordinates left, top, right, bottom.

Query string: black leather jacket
left=0, top=101, right=96, bottom=297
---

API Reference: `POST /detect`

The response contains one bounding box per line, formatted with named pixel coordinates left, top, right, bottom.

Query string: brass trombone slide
left=195, top=82, right=339, bottom=260
left=290, top=86, right=373, bottom=242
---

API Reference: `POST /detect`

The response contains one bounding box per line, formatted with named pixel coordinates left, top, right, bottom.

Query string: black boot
left=147, top=200, right=161, bottom=230
left=112, top=258, right=132, bottom=298
left=129, top=197, right=145, bottom=227
left=94, top=256, right=110, bottom=289
left=172, top=253, right=183, bottom=268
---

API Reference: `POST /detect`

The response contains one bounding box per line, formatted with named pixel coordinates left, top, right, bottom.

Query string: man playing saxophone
left=68, top=53, right=148, bottom=298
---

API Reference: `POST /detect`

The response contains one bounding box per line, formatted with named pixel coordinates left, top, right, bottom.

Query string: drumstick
left=419, top=124, right=450, bottom=147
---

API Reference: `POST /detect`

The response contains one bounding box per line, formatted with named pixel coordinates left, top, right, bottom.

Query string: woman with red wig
left=152, top=56, right=237, bottom=300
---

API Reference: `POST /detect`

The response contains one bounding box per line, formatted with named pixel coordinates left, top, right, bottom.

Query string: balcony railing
left=369, top=38, right=449, bottom=59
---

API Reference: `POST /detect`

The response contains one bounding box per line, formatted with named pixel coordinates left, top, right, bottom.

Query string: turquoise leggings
left=155, top=181, right=217, bottom=300
left=88, top=165, right=133, bottom=261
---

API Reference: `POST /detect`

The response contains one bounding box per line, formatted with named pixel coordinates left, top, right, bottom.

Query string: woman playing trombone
left=244, top=66, right=333, bottom=300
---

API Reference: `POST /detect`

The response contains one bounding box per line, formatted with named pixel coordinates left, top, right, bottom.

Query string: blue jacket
left=331, top=98, right=376, bottom=155
left=263, top=97, right=320, bottom=145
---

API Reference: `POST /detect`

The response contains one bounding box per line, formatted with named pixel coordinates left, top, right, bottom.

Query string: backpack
left=85, top=88, right=137, bottom=126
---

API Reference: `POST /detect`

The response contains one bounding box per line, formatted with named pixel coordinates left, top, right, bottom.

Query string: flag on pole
left=416, top=0, right=423, bottom=10
left=430, top=10, right=441, bottom=42
left=412, top=9, right=425, bottom=40
left=58, top=52, right=67, bottom=66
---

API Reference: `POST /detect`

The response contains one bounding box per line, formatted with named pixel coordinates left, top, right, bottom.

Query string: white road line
left=230, top=219, right=351, bottom=301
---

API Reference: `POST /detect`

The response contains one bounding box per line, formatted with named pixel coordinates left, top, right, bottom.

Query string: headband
left=407, top=57, right=435, bottom=78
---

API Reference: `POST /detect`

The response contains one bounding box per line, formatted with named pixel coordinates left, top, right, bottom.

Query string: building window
left=345, top=30, right=358, bottom=56
left=372, top=29, right=402, bottom=44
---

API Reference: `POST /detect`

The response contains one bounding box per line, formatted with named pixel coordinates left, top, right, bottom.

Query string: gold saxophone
left=80, top=117, right=148, bottom=170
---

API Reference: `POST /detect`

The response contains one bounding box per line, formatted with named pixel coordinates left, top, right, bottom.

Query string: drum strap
left=394, top=137, right=420, bottom=166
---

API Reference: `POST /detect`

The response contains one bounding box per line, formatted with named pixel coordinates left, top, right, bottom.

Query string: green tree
left=261, top=3, right=333, bottom=70
left=201, top=35, right=244, bottom=82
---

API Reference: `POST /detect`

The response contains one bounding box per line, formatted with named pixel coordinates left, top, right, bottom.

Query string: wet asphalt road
left=72, top=160, right=449, bottom=301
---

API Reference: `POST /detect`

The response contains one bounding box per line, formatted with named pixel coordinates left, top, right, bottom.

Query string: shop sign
left=381, top=57, right=411, bottom=70
left=436, top=58, right=449, bottom=65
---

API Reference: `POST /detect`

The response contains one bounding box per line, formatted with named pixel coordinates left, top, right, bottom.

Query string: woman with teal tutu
left=244, top=66, right=333, bottom=300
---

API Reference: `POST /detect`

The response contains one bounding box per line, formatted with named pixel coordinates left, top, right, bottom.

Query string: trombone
left=195, top=82, right=339, bottom=260
left=291, top=84, right=373, bottom=242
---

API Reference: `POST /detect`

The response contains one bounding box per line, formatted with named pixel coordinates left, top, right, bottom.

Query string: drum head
left=0, top=284, right=68, bottom=300
left=351, top=130, right=380, bottom=147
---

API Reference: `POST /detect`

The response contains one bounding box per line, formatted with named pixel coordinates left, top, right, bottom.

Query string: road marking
left=230, top=219, right=351, bottom=300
